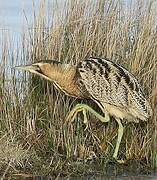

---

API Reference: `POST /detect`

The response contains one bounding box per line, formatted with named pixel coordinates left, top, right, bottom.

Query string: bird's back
left=77, top=57, right=152, bottom=122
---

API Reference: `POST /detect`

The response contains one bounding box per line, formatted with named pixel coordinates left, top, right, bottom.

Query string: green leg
left=65, top=103, right=110, bottom=124
left=113, top=118, right=124, bottom=163
left=66, top=103, right=124, bottom=162
left=82, top=108, right=88, bottom=130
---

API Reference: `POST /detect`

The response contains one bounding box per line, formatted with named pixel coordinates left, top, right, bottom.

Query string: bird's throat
left=41, top=64, right=82, bottom=98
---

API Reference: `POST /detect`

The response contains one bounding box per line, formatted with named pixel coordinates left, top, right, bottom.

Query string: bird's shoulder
left=76, top=57, right=142, bottom=94
left=76, top=57, right=152, bottom=120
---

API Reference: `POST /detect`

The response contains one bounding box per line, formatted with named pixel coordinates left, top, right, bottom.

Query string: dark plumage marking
left=87, top=58, right=142, bottom=92
left=92, top=68, right=97, bottom=75
left=139, top=99, right=146, bottom=110
left=77, top=62, right=83, bottom=69
left=96, top=58, right=111, bottom=73
left=86, top=58, right=111, bottom=79
left=36, top=68, right=43, bottom=74
left=76, top=57, right=152, bottom=121
left=86, top=59, right=97, bottom=66
left=139, top=88, right=145, bottom=97
left=34, top=65, right=43, bottom=74
left=99, top=67, right=104, bottom=75
left=116, top=65, right=125, bottom=77
left=123, top=73, right=134, bottom=90
left=113, top=63, right=135, bottom=91
left=85, top=59, right=104, bottom=76
left=79, top=69, right=85, bottom=73
left=134, top=81, right=140, bottom=92
left=94, top=58, right=111, bottom=82
left=86, top=61, right=93, bottom=71
left=133, top=92, right=147, bottom=112
left=115, top=75, right=121, bottom=84
left=93, top=62, right=104, bottom=75
left=83, top=57, right=142, bottom=92
left=123, top=72, right=130, bottom=84
left=104, top=70, right=110, bottom=82
left=86, top=57, right=140, bottom=89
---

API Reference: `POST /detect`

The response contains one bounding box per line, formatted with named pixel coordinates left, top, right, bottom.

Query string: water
left=0, top=1, right=35, bottom=43
left=0, top=1, right=34, bottom=29
left=0, top=0, right=63, bottom=51
left=0, top=0, right=132, bottom=43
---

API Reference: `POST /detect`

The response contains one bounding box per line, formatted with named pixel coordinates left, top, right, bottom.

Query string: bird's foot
left=65, top=104, right=88, bottom=126
left=115, top=158, right=125, bottom=164
left=109, top=156, right=126, bottom=164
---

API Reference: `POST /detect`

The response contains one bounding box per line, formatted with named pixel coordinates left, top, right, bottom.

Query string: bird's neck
left=43, top=64, right=82, bottom=97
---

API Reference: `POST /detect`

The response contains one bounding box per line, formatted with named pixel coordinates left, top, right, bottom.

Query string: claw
left=116, top=159, right=125, bottom=164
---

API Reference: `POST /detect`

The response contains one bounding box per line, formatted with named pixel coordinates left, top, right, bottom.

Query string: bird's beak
left=14, top=65, right=37, bottom=72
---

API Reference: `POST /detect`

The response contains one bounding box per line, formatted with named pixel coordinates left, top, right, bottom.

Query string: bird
left=15, top=57, right=152, bottom=161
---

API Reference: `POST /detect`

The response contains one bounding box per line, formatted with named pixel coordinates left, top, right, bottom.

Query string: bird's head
left=14, top=60, right=63, bottom=82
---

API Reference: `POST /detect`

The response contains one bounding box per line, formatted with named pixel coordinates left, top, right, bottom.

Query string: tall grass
left=0, top=0, right=157, bottom=178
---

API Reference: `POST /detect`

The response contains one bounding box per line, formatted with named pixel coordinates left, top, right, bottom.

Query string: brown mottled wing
left=77, top=57, right=152, bottom=120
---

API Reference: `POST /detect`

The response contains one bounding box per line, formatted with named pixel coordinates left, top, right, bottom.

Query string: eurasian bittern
left=15, top=57, right=152, bottom=161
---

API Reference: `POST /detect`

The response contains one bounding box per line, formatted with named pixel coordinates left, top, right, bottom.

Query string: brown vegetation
left=0, top=0, right=157, bottom=178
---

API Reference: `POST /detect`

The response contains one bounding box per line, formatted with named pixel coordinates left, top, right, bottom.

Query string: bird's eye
left=34, top=65, right=42, bottom=73
left=35, top=65, right=40, bottom=69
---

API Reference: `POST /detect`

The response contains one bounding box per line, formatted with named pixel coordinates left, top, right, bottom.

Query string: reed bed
left=0, top=0, right=157, bottom=178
